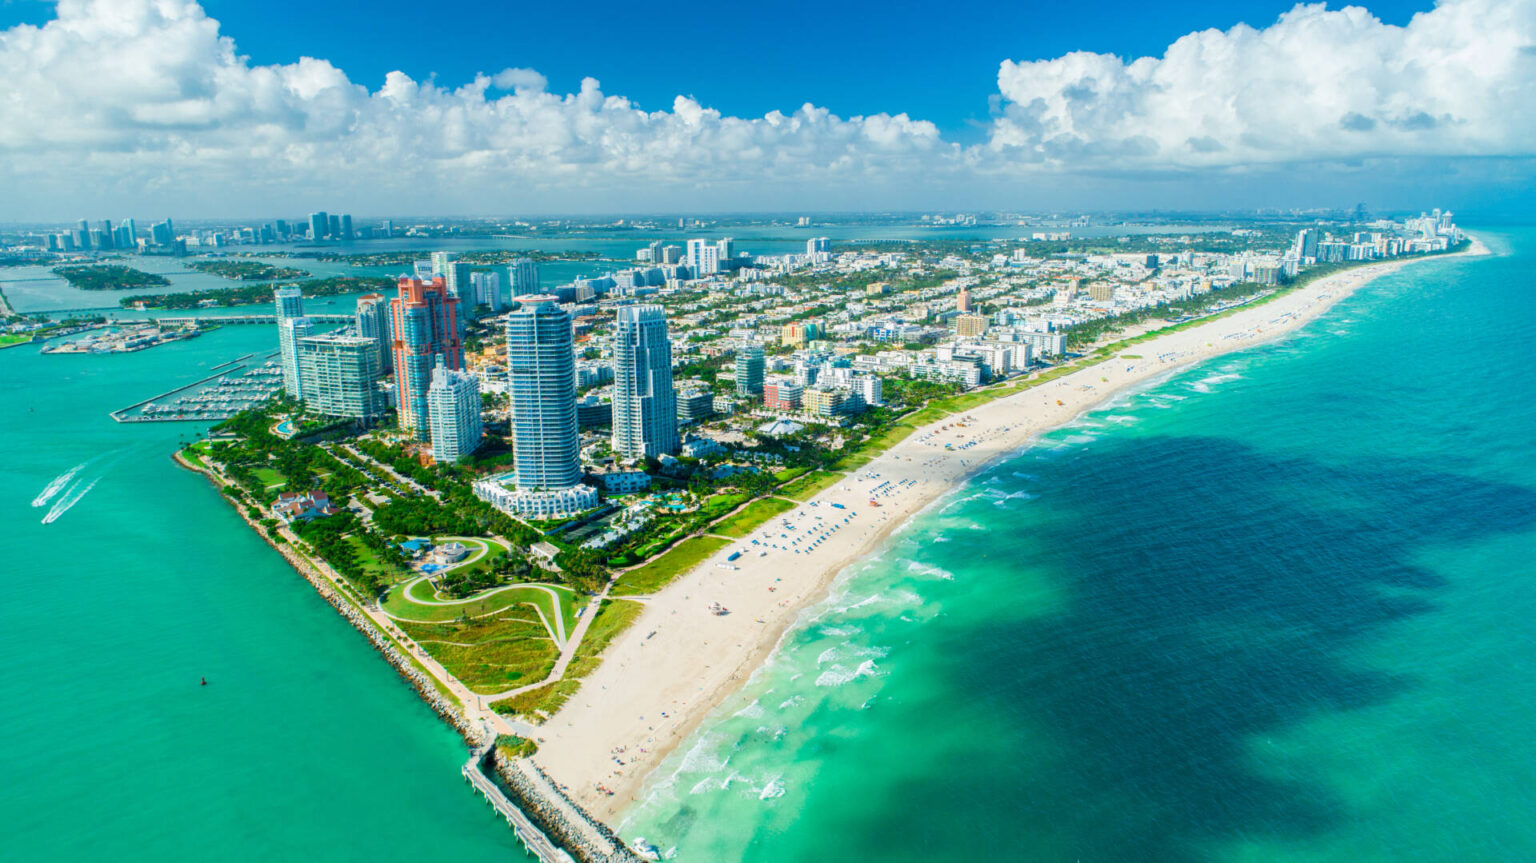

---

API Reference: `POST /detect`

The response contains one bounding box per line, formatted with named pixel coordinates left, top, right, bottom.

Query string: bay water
left=0, top=324, right=533, bottom=860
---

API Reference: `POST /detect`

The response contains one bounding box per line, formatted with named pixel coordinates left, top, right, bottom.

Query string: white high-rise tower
left=427, top=358, right=483, bottom=463
left=274, top=286, right=307, bottom=398
left=506, top=296, right=581, bottom=491
left=611, top=306, right=679, bottom=460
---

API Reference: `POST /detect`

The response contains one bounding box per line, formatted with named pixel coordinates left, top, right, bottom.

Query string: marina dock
left=150, top=313, right=352, bottom=326
left=111, top=351, right=282, bottom=423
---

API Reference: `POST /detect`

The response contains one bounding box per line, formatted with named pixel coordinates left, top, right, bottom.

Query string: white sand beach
left=531, top=239, right=1491, bottom=820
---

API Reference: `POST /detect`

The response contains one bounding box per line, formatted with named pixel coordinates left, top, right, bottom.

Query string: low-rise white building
left=473, top=475, right=601, bottom=519
left=596, top=470, right=651, bottom=493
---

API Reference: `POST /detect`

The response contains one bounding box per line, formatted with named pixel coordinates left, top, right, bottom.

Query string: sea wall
left=173, top=451, right=484, bottom=744
left=490, top=755, right=643, bottom=863
left=176, top=451, right=630, bottom=861
left=270, top=538, right=480, bottom=741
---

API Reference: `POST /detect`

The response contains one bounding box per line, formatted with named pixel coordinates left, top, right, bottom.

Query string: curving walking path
left=480, top=588, right=610, bottom=701
left=377, top=536, right=579, bottom=648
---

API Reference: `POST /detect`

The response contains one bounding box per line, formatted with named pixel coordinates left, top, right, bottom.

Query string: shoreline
left=171, top=450, right=486, bottom=743
left=178, top=449, right=644, bottom=861
left=530, top=238, right=1492, bottom=823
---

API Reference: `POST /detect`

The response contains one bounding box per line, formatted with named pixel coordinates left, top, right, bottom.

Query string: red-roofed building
left=270, top=490, right=341, bottom=524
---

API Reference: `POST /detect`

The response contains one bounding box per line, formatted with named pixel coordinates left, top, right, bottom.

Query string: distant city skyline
left=1, top=0, right=1533, bottom=218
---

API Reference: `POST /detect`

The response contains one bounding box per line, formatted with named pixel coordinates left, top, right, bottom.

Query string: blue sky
left=0, top=0, right=1532, bottom=218
left=206, top=0, right=1433, bottom=141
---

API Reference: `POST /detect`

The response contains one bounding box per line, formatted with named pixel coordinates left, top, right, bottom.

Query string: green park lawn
left=492, top=598, right=644, bottom=721
left=396, top=614, right=560, bottom=695
left=252, top=466, right=287, bottom=489
left=713, top=497, right=797, bottom=538
left=343, top=536, right=410, bottom=585
left=695, top=492, right=751, bottom=522
left=779, top=470, right=846, bottom=501
left=382, top=578, right=574, bottom=625
left=612, top=535, right=731, bottom=597
left=772, top=466, right=810, bottom=484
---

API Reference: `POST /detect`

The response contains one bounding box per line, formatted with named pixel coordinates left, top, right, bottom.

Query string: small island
left=121, top=275, right=395, bottom=309
left=52, top=264, right=171, bottom=291
left=190, top=260, right=310, bottom=281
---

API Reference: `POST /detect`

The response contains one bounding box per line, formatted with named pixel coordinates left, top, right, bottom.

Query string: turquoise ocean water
left=2, top=228, right=1530, bottom=861
left=622, top=229, right=1536, bottom=861
left=0, top=325, right=533, bottom=860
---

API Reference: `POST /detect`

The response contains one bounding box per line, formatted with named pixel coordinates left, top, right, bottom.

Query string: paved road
left=334, top=442, right=441, bottom=500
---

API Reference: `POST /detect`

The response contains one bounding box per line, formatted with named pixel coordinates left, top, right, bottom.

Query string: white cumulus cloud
left=988, top=0, right=1536, bottom=168
left=0, top=0, right=953, bottom=214
left=1, top=0, right=1534, bottom=215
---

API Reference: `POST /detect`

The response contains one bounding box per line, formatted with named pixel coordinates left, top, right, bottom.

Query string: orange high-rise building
left=390, top=276, right=463, bottom=437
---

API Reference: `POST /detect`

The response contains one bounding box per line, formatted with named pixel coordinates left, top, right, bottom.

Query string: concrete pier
left=462, top=742, right=576, bottom=863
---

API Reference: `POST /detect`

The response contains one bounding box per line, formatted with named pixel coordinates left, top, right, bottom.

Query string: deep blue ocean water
left=2, top=228, right=1530, bottom=862
left=622, top=229, right=1536, bottom=861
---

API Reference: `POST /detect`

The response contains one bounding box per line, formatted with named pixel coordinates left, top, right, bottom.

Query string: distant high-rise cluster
left=47, top=217, right=172, bottom=255
left=43, top=209, right=383, bottom=255
left=306, top=211, right=356, bottom=241
left=1285, top=208, right=1459, bottom=269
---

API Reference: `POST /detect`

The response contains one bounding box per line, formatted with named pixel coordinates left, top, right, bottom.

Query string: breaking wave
left=815, top=659, right=880, bottom=687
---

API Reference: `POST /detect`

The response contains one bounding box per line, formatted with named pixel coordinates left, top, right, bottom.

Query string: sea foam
left=31, top=462, right=85, bottom=508
left=42, top=477, right=98, bottom=525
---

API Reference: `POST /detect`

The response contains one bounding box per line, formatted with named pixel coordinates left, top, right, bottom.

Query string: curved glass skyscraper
left=506, top=296, right=581, bottom=492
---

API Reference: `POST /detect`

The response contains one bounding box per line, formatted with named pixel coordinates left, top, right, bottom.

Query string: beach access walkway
left=480, top=588, right=609, bottom=701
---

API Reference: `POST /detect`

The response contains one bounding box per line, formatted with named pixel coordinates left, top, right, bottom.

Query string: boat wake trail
left=31, top=462, right=86, bottom=508
left=42, top=477, right=99, bottom=525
